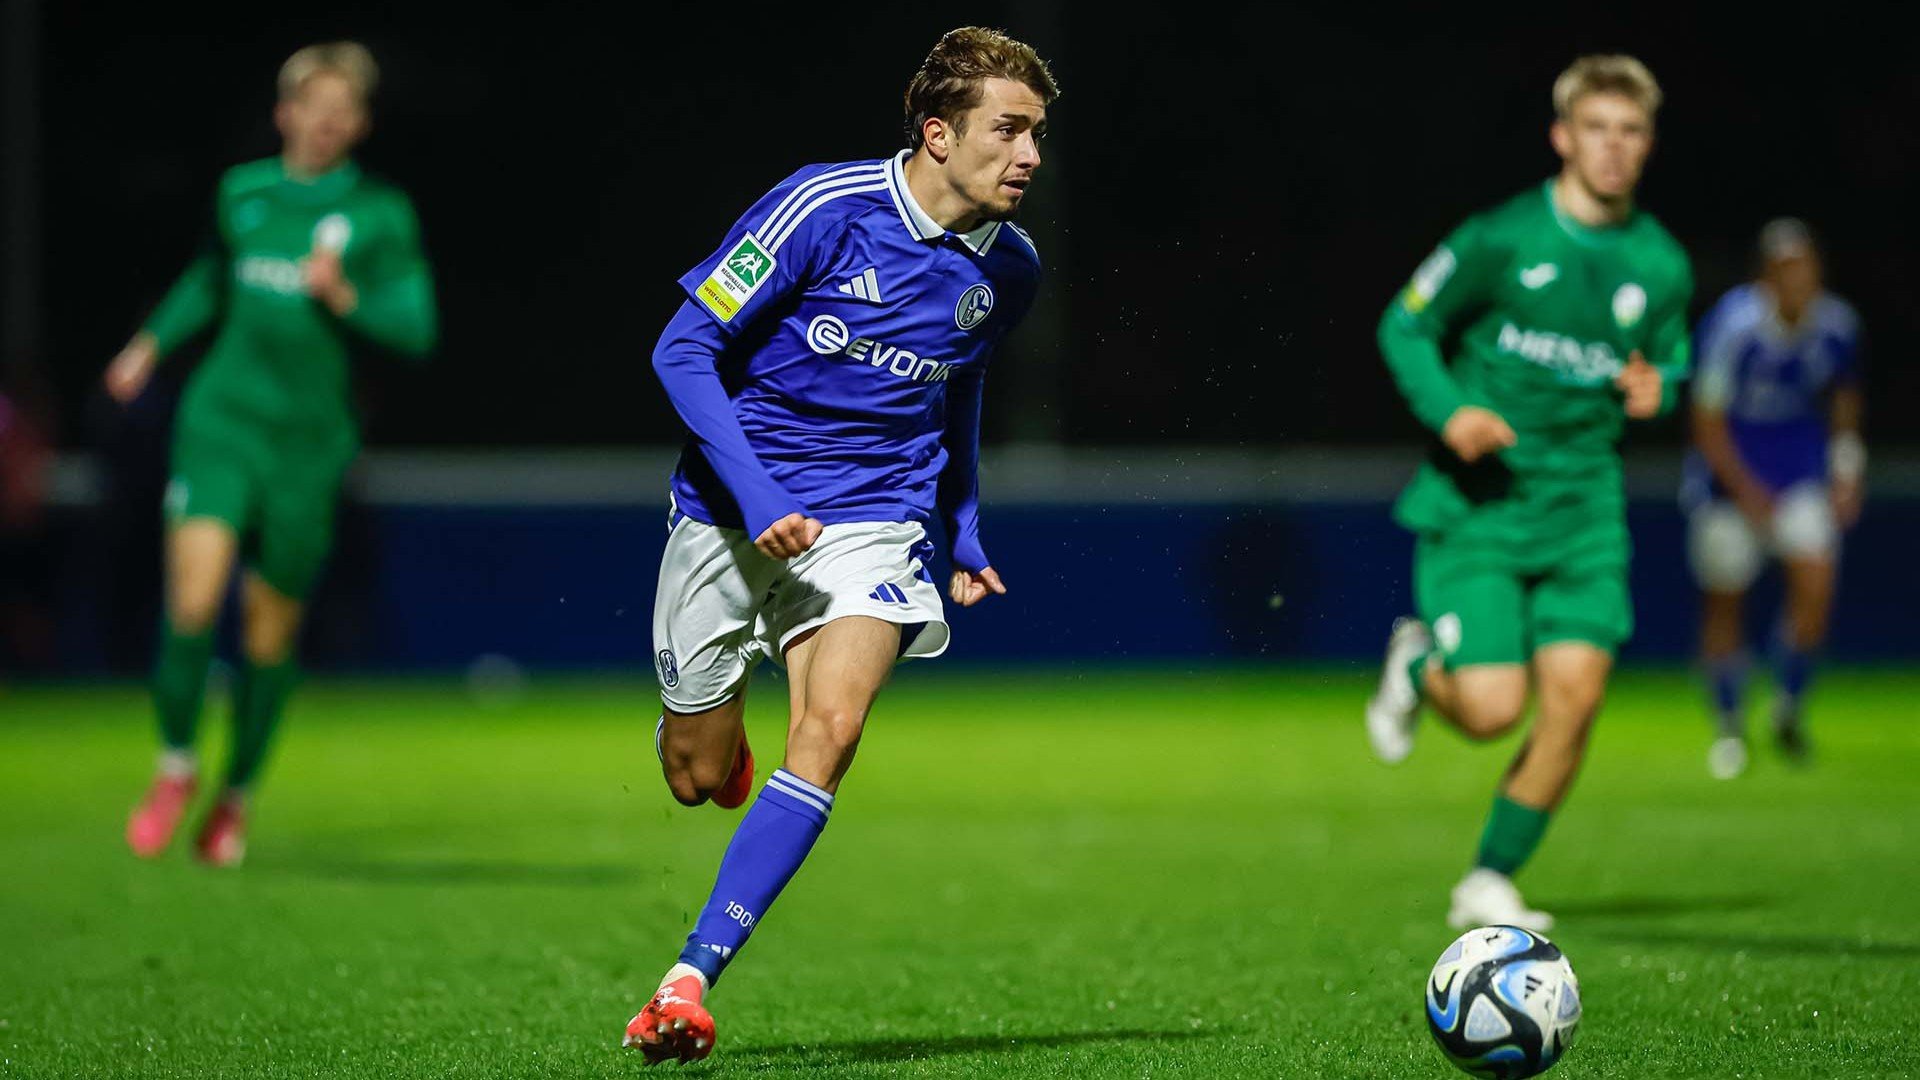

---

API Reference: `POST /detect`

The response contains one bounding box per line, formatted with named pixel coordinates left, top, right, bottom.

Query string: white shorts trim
left=1688, top=482, right=1837, bottom=592
left=651, top=517, right=948, bottom=711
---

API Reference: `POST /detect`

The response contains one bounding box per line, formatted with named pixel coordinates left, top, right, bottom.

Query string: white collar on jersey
left=886, top=150, right=1003, bottom=255
left=1757, top=284, right=1834, bottom=345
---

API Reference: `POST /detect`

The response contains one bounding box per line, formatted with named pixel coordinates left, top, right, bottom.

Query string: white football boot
left=1365, top=617, right=1431, bottom=764
left=1448, top=868, right=1555, bottom=933
left=1707, top=735, right=1749, bottom=780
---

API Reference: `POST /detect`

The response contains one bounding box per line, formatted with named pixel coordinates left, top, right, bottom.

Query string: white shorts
left=651, top=515, right=950, bottom=712
left=1688, top=482, right=1838, bottom=592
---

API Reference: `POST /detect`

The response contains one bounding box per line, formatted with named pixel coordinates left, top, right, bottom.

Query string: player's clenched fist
left=104, top=333, right=159, bottom=404
left=1441, top=405, right=1518, bottom=464
left=754, top=512, right=824, bottom=559
left=303, top=250, right=359, bottom=317
left=1615, top=349, right=1663, bottom=419
left=949, top=566, right=1006, bottom=608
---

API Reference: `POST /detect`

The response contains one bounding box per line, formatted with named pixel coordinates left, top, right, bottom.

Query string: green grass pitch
left=3, top=666, right=1917, bottom=1078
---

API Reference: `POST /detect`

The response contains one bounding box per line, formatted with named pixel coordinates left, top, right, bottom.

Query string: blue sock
left=678, top=768, right=833, bottom=986
left=1774, top=638, right=1815, bottom=715
left=1706, top=654, right=1748, bottom=737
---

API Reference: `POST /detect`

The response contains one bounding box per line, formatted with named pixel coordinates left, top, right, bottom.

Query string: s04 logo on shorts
left=656, top=649, right=680, bottom=688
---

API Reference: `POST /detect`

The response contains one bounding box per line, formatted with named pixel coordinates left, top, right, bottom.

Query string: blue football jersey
left=1684, top=284, right=1861, bottom=501
left=667, top=152, right=1041, bottom=535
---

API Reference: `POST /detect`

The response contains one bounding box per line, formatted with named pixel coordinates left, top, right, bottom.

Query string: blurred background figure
left=0, top=382, right=55, bottom=675
left=109, top=41, right=437, bottom=867
left=1684, top=218, right=1863, bottom=778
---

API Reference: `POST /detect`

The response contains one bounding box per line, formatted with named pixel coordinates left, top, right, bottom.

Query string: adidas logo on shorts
left=868, top=583, right=909, bottom=605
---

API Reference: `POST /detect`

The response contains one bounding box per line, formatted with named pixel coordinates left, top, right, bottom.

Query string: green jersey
left=1378, top=180, right=1692, bottom=563
left=143, top=157, right=437, bottom=466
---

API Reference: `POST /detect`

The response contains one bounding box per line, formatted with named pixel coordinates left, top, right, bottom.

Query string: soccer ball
left=1425, top=925, right=1581, bottom=1078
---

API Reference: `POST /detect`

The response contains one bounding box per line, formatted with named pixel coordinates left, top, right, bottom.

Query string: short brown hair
left=1553, top=54, right=1661, bottom=120
left=278, top=41, right=378, bottom=104
left=903, top=27, right=1058, bottom=150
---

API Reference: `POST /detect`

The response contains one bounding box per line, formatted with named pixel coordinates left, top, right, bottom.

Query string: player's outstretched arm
left=1379, top=218, right=1509, bottom=452
left=1692, top=399, right=1772, bottom=530
left=1688, top=291, right=1772, bottom=526
left=652, top=301, right=815, bottom=552
left=939, top=366, right=1005, bottom=607
left=1830, top=385, right=1866, bottom=528
left=1614, top=351, right=1665, bottom=419
left=1634, top=263, right=1694, bottom=419
left=114, top=197, right=230, bottom=404
left=313, top=195, right=438, bottom=358
left=103, top=332, right=160, bottom=405
left=936, top=365, right=992, bottom=573
left=1439, top=406, right=1518, bottom=464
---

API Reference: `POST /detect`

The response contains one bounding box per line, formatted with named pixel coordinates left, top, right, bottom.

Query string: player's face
left=1766, top=251, right=1822, bottom=321
left=1551, top=92, right=1653, bottom=201
left=276, top=72, right=368, bottom=174
left=949, top=78, right=1047, bottom=221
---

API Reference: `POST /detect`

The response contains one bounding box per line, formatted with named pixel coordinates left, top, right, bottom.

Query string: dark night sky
left=18, top=3, right=1919, bottom=450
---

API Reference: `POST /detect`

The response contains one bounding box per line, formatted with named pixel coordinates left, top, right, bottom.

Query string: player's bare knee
left=242, top=625, right=296, bottom=667
left=1537, top=681, right=1604, bottom=730
left=1456, top=692, right=1527, bottom=740
left=795, top=705, right=867, bottom=757
left=167, top=592, right=221, bottom=636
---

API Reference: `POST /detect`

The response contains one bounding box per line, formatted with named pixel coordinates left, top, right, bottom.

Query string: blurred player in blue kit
left=1685, top=219, right=1865, bottom=778
left=619, top=27, right=1058, bottom=1064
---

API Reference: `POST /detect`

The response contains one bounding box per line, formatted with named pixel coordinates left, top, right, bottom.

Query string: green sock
left=152, top=625, right=215, bottom=751
left=225, top=660, right=299, bottom=790
left=1475, top=794, right=1552, bottom=876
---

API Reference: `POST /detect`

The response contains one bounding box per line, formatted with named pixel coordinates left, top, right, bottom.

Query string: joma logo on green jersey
left=724, top=237, right=773, bottom=287
left=1496, top=322, right=1622, bottom=385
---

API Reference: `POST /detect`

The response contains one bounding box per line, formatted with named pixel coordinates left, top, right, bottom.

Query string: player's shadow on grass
left=741, top=1027, right=1223, bottom=1066
left=1584, top=925, right=1920, bottom=960
left=1542, top=893, right=1775, bottom=919
left=280, top=858, right=644, bottom=887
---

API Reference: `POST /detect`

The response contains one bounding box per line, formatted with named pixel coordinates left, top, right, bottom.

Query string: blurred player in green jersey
left=112, top=42, right=437, bottom=866
left=1365, top=56, right=1693, bottom=929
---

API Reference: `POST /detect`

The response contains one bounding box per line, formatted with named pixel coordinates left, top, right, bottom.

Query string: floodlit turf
left=2, top=666, right=1916, bottom=1078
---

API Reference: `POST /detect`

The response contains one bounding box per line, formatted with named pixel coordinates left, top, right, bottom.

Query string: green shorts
left=1412, top=533, right=1632, bottom=669
left=165, top=432, right=347, bottom=600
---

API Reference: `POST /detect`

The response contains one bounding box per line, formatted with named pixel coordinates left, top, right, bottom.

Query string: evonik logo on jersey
left=806, top=315, right=953, bottom=383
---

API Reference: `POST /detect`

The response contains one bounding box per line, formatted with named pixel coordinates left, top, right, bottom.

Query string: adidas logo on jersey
left=1519, top=263, right=1559, bottom=290
left=837, top=268, right=884, bottom=303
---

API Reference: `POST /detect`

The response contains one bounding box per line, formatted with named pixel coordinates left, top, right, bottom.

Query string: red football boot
left=193, top=797, right=247, bottom=868
left=710, top=735, right=755, bottom=810
left=126, top=774, right=197, bottom=858
left=622, top=974, right=716, bottom=1064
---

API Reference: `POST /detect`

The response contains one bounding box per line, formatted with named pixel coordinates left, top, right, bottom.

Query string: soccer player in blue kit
left=620, top=28, right=1057, bottom=1063
left=1685, top=219, right=1865, bottom=778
